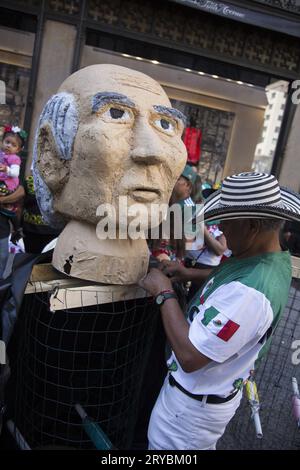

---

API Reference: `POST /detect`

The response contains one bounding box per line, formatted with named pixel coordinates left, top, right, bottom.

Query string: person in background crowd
left=150, top=165, right=197, bottom=263
left=282, top=220, right=300, bottom=256
left=0, top=185, right=25, bottom=277
left=185, top=221, right=227, bottom=300
left=149, top=165, right=198, bottom=309
left=0, top=125, right=27, bottom=242
left=140, top=172, right=299, bottom=450
left=185, top=183, right=227, bottom=300
left=0, top=125, right=25, bottom=200
left=190, top=173, right=202, bottom=204
left=170, top=164, right=196, bottom=207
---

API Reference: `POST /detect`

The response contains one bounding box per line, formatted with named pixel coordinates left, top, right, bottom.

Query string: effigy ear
left=35, top=121, right=71, bottom=193
left=34, top=92, right=79, bottom=193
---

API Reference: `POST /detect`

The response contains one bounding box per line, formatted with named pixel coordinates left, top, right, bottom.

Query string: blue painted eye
left=154, top=117, right=176, bottom=134
left=102, top=106, right=133, bottom=123
left=160, top=119, right=170, bottom=129
left=110, top=108, right=124, bottom=119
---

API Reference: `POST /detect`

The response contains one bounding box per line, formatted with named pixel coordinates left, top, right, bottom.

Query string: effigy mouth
left=130, top=187, right=161, bottom=202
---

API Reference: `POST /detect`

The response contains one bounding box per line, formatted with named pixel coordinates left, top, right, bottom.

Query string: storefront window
left=170, top=99, right=234, bottom=184
left=0, top=23, right=34, bottom=170
left=0, top=63, right=31, bottom=131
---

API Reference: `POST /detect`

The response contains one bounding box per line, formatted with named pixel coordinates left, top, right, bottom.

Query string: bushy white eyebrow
left=92, top=92, right=136, bottom=113
left=153, top=105, right=186, bottom=126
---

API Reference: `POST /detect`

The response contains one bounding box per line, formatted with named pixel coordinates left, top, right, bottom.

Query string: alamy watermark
left=291, top=340, right=300, bottom=366
left=0, top=340, right=6, bottom=365
left=95, top=197, right=204, bottom=241
left=0, top=79, right=5, bottom=104
left=291, top=80, right=300, bottom=105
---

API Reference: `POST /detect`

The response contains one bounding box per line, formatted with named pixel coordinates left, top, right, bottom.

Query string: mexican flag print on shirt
left=170, top=251, right=292, bottom=397
left=201, top=306, right=240, bottom=342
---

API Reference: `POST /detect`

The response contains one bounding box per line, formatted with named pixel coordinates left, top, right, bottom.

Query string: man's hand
left=159, top=259, right=212, bottom=285
left=0, top=164, right=7, bottom=172
left=159, top=260, right=189, bottom=282
left=138, top=268, right=173, bottom=297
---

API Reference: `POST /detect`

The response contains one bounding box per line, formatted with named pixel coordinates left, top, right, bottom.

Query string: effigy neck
left=52, top=220, right=149, bottom=285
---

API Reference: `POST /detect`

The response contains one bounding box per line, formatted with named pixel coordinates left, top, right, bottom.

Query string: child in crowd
left=0, top=125, right=25, bottom=202
left=185, top=183, right=228, bottom=301
left=0, top=125, right=27, bottom=239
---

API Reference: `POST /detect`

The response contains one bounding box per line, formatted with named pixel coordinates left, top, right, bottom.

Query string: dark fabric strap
left=0, top=214, right=10, bottom=239
left=168, top=374, right=239, bottom=404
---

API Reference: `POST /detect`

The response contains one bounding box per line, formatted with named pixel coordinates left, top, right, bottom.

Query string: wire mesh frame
left=6, top=256, right=300, bottom=450
left=218, top=274, right=300, bottom=450
left=7, top=285, right=159, bottom=450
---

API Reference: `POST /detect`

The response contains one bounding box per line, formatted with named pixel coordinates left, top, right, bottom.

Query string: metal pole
left=71, top=0, right=87, bottom=73
left=271, top=82, right=297, bottom=178
left=21, top=0, right=46, bottom=178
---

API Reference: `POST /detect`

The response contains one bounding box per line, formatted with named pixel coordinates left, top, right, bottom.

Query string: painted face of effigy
left=35, top=64, right=187, bottom=229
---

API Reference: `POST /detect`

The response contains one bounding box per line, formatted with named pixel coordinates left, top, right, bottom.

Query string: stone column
left=223, top=107, right=264, bottom=177
left=26, top=20, right=77, bottom=173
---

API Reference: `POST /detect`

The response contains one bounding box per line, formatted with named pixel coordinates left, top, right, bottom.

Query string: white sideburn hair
left=32, top=92, right=79, bottom=228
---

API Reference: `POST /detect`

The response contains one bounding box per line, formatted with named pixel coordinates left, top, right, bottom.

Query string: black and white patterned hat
left=204, top=172, right=300, bottom=223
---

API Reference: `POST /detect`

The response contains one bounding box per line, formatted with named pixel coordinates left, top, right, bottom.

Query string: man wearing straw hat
left=139, top=172, right=300, bottom=450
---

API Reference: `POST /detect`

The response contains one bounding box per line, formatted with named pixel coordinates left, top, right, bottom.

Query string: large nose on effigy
left=130, top=118, right=166, bottom=166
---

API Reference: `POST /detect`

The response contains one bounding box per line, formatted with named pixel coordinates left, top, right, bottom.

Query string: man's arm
left=0, top=185, right=25, bottom=205
left=160, top=297, right=211, bottom=372
left=139, top=269, right=211, bottom=373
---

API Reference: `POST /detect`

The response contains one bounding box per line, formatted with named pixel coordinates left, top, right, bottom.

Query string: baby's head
left=2, top=125, right=27, bottom=155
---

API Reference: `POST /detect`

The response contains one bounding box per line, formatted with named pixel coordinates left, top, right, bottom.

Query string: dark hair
left=2, top=131, right=25, bottom=149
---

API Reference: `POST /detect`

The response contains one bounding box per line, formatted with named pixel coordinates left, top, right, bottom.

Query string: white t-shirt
left=186, top=225, right=223, bottom=266
left=168, top=251, right=292, bottom=397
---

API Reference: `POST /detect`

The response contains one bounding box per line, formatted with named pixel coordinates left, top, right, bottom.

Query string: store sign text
left=177, top=0, right=245, bottom=18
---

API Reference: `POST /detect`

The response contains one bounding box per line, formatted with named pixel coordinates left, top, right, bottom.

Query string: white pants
left=148, top=377, right=242, bottom=450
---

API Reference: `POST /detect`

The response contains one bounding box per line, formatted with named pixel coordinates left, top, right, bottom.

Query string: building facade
left=0, top=0, right=299, bottom=188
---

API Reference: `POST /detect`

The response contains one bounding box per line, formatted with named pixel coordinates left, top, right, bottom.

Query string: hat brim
left=204, top=186, right=300, bottom=223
